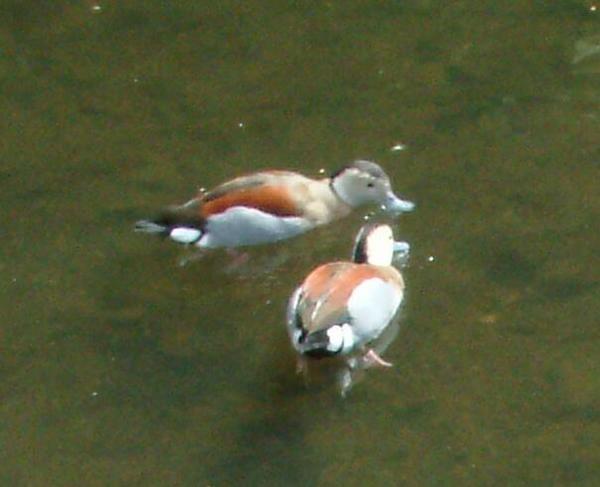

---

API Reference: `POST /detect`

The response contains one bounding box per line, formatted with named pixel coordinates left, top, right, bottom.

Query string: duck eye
left=367, top=182, right=375, bottom=188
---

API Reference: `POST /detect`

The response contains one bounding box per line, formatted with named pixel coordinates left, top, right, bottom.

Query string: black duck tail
left=135, top=201, right=204, bottom=244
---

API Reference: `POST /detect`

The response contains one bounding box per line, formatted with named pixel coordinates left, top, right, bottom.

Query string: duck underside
left=199, top=207, right=311, bottom=248
left=136, top=205, right=312, bottom=248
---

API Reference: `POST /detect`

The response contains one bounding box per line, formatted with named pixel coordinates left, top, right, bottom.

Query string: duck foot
left=295, top=357, right=311, bottom=388
left=362, top=349, right=393, bottom=368
left=226, top=248, right=250, bottom=265
left=178, top=249, right=206, bottom=267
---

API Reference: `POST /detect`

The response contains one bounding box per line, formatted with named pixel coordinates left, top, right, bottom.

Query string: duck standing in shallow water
left=135, top=160, right=414, bottom=249
left=286, top=223, right=408, bottom=394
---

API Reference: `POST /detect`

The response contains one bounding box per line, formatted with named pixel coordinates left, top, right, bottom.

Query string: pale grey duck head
left=330, top=160, right=415, bottom=213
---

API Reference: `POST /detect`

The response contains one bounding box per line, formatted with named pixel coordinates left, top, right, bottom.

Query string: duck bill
left=381, top=192, right=415, bottom=213
left=393, top=241, right=410, bottom=254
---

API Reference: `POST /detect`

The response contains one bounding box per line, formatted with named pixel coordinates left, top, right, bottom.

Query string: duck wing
left=298, top=264, right=403, bottom=337
left=200, top=171, right=305, bottom=218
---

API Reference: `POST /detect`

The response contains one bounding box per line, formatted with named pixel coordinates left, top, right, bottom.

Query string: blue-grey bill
left=382, top=193, right=415, bottom=213
left=393, top=241, right=410, bottom=254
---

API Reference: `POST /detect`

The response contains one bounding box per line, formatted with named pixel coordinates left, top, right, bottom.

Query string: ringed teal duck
left=286, top=223, right=407, bottom=374
left=135, top=160, right=414, bottom=249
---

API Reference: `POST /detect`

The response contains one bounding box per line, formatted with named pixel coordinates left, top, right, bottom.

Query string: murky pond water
left=1, top=1, right=599, bottom=485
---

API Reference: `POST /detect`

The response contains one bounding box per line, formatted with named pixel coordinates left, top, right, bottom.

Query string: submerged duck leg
left=177, top=248, right=207, bottom=267
left=295, top=356, right=307, bottom=375
left=295, top=357, right=312, bottom=389
left=339, top=366, right=354, bottom=397
left=223, top=248, right=251, bottom=273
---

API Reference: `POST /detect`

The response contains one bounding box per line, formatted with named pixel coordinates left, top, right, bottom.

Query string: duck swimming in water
left=135, top=160, right=414, bottom=249
left=286, top=223, right=408, bottom=393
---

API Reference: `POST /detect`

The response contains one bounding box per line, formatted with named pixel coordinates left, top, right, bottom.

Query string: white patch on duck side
left=169, top=227, right=203, bottom=244
left=197, top=206, right=312, bottom=248
left=326, top=323, right=355, bottom=354
left=347, top=278, right=403, bottom=343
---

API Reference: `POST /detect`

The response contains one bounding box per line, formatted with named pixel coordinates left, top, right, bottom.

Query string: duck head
left=330, top=160, right=415, bottom=214
left=352, top=223, right=409, bottom=266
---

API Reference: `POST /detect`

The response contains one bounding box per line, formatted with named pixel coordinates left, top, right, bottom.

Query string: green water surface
left=1, top=1, right=599, bottom=485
